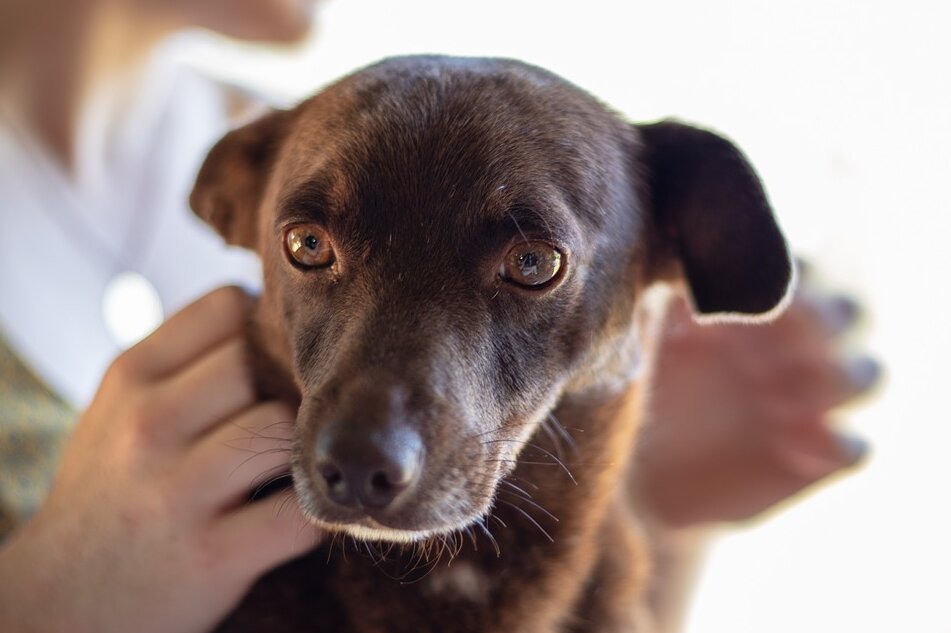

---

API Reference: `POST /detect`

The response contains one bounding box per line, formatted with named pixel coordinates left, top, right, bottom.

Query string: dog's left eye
left=285, top=225, right=335, bottom=268
left=501, top=241, right=563, bottom=288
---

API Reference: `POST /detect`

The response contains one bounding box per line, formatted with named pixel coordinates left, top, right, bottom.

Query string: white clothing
left=0, top=38, right=262, bottom=408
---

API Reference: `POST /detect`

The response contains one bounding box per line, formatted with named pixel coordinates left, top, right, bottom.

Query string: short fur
left=190, top=56, right=793, bottom=632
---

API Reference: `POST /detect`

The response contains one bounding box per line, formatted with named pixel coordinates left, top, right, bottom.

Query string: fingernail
left=837, top=434, right=870, bottom=466
left=824, top=294, right=861, bottom=331
left=846, top=356, right=882, bottom=391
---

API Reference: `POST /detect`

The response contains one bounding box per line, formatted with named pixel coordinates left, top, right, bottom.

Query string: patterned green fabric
left=0, top=333, right=75, bottom=539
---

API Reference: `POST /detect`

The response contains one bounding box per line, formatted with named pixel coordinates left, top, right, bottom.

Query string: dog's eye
left=285, top=225, right=335, bottom=268
left=501, top=241, right=563, bottom=288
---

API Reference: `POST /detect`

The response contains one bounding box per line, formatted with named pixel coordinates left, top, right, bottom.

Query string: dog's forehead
left=273, top=57, right=628, bottom=235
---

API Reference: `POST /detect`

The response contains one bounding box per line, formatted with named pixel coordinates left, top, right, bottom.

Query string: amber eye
left=501, top=241, right=563, bottom=288
left=285, top=225, right=335, bottom=268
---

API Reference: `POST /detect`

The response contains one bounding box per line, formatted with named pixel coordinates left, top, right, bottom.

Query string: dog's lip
left=303, top=503, right=424, bottom=530
left=307, top=514, right=448, bottom=543
left=314, top=521, right=447, bottom=543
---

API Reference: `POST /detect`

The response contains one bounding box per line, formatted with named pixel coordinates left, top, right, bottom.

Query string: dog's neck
left=319, top=380, right=645, bottom=632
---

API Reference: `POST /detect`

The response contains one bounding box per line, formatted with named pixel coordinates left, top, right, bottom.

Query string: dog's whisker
left=249, top=466, right=293, bottom=500
left=487, top=458, right=560, bottom=467
left=438, top=535, right=449, bottom=566
left=469, top=416, right=544, bottom=441
left=227, top=418, right=296, bottom=441
left=227, top=447, right=293, bottom=481
left=469, top=421, right=519, bottom=440
left=404, top=539, right=426, bottom=574
left=464, top=525, right=479, bottom=551
left=274, top=489, right=297, bottom=519
left=396, top=536, right=445, bottom=584
left=546, top=413, right=577, bottom=453
left=538, top=420, right=565, bottom=461
left=484, top=439, right=578, bottom=485
left=508, top=475, right=540, bottom=491
left=225, top=435, right=294, bottom=446
left=222, top=441, right=292, bottom=458
left=363, top=541, right=388, bottom=569
left=477, top=518, right=501, bottom=557
left=498, top=489, right=559, bottom=523
left=326, top=532, right=339, bottom=565
left=256, top=419, right=296, bottom=430
left=498, top=499, right=554, bottom=543
left=500, top=479, right=533, bottom=499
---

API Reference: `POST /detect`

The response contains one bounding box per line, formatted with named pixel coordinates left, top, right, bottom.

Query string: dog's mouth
left=249, top=472, right=442, bottom=542
left=283, top=445, right=506, bottom=543
left=306, top=517, right=447, bottom=544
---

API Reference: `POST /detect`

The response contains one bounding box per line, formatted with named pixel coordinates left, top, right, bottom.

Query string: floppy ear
left=636, top=120, right=794, bottom=319
left=190, top=109, right=291, bottom=249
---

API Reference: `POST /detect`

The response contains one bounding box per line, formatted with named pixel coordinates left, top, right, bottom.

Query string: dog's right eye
left=285, top=225, right=335, bottom=269
left=501, top=241, right=563, bottom=289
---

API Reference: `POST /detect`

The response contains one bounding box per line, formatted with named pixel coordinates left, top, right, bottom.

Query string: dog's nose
left=314, top=424, right=423, bottom=510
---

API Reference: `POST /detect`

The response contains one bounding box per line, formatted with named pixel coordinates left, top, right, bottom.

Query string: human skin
left=635, top=273, right=879, bottom=632
left=0, top=5, right=324, bottom=628
left=0, top=287, right=321, bottom=633
left=636, top=277, right=875, bottom=527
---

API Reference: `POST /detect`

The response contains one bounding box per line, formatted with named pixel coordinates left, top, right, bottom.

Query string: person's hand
left=632, top=267, right=881, bottom=527
left=0, top=287, right=320, bottom=633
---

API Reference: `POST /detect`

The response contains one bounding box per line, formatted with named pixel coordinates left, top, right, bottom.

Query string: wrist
left=0, top=518, right=88, bottom=633
left=0, top=528, right=49, bottom=631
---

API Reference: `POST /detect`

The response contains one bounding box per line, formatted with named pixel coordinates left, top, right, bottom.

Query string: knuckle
left=127, top=389, right=178, bottom=445
left=103, top=351, right=142, bottom=388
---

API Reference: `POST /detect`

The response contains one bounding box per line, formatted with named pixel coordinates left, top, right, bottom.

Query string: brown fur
left=190, top=56, right=792, bottom=632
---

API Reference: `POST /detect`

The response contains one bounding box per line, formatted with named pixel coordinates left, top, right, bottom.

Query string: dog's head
left=191, top=56, right=792, bottom=542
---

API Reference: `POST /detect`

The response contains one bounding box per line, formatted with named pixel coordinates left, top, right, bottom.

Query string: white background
left=181, top=1, right=951, bottom=630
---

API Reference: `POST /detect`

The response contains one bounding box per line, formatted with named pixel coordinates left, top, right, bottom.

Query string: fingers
left=758, top=354, right=882, bottom=419
left=121, top=286, right=253, bottom=381
left=147, top=338, right=257, bottom=443
left=811, top=293, right=860, bottom=338
left=786, top=287, right=862, bottom=341
left=214, top=493, right=322, bottom=576
left=181, top=401, right=297, bottom=508
left=772, top=425, right=869, bottom=481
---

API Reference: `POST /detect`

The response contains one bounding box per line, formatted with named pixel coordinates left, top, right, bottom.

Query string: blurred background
left=172, top=0, right=949, bottom=630
left=3, top=0, right=947, bottom=630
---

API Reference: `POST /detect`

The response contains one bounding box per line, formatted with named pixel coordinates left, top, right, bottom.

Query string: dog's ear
left=190, top=109, right=291, bottom=249
left=636, top=120, right=794, bottom=319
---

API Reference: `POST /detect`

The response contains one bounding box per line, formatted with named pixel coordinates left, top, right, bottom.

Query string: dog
left=190, top=55, right=793, bottom=632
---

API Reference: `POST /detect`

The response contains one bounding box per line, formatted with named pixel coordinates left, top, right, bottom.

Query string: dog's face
left=192, top=56, right=792, bottom=542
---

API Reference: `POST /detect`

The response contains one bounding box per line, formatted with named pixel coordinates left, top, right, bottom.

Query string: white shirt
left=0, top=39, right=262, bottom=408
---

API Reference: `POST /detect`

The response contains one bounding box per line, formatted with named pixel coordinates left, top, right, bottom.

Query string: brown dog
left=190, top=55, right=792, bottom=632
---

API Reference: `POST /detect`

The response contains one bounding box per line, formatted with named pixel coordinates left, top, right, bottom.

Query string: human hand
left=0, top=287, right=319, bottom=633
left=632, top=266, right=881, bottom=527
